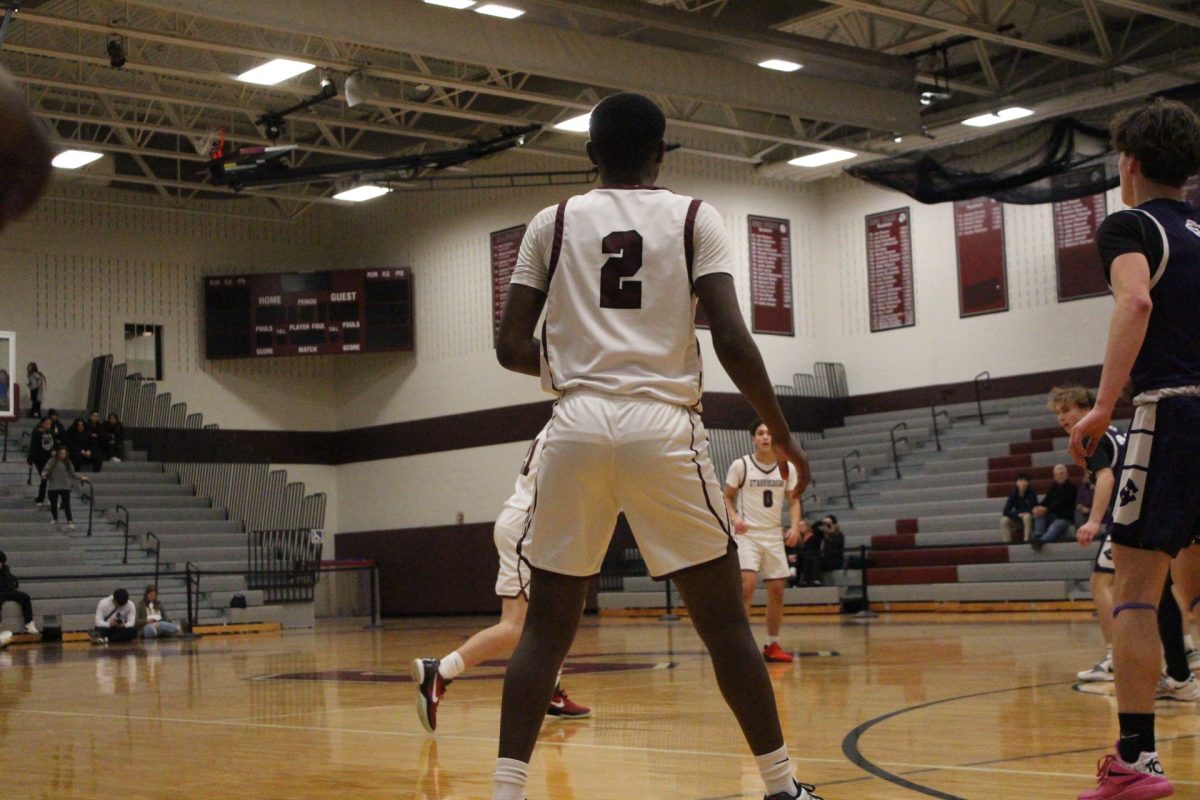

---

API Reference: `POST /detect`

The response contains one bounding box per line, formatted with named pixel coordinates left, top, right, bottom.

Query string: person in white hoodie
left=92, top=588, right=136, bottom=644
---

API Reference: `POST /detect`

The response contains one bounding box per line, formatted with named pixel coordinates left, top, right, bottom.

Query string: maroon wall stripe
left=1010, top=440, right=1053, bottom=456
left=868, top=565, right=958, bottom=585
left=871, top=546, right=1009, bottom=568
left=870, top=534, right=916, bottom=550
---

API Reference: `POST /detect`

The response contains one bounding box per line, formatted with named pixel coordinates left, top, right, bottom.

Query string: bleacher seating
left=0, top=413, right=280, bottom=633
left=599, top=392, right=1125, bottom=610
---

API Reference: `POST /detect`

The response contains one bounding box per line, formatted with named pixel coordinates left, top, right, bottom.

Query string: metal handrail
left=841, top=450, right=862, bottom=510
left=888, top=422, right=909, bottom=479
left=80, top=482, right=95, bottom=537
left=930, top=408, right=950, bottom=451
left=114, top=504, right=131, bottom=563
left=145, top=532, right=161, bottom=587
left=184, top=561, right=200, bottom=633
left=973, top=370, right=992, bottom=425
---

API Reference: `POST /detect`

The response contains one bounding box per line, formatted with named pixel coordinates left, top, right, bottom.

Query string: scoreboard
left=204, top=268, right=413, bottom=359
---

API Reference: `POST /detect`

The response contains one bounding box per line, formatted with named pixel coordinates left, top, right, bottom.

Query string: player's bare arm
left=496, top=283, right=547, bottom=377
left=1069, top=254, right=1152, bottom=463
left=1078, top=467, right=1115, bottom=546
left=722, top=483, right=748, bottom=534
left=693, top=272, right=810, bottom=494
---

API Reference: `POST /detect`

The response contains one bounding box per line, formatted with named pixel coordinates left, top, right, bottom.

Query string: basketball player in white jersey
left=726, top=419, right=801, bottom=663
left=410, top=424, right=590, bottom=733
left=492, top=93, right=819, bottom=800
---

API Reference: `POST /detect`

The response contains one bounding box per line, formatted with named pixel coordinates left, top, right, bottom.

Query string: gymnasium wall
left=811, top=175, right=1123, bottom=396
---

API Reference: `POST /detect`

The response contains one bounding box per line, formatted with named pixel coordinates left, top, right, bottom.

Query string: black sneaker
left=765, top=781, right=822, bottom=800
left=411, top=658, right=447, bottom=734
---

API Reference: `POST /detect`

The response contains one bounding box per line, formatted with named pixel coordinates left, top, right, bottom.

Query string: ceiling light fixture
left=962, top=106, right=1034, bottom=127
left=423, top=0, right=476, bottom=7
left=554, top=112, right=591, bottom=133
left=788, top=149, right=857, bottom=168
left=237, top=58, right=315, bottom=86
left=333, top=185, right=392, bottom=202
left=758, top=59, right=803, bottom=72
left=52, top=150, right=104, bottom=169
left=475, top=4, right=525, bottom=19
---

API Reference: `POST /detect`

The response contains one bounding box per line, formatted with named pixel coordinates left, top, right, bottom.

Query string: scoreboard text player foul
left=204, top=268, right=413, bottom=359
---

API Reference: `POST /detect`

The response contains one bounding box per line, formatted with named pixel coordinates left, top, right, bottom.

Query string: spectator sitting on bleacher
left=820, top=516, right=846, bottom=572
left=0, top=551, right=38, bottom=635
left=136, top=586, right=179, bottom=639
left=91, top=588, right=137, bottom=644
left=63, top=418, right=101, bottom=473
left=45, top=409, right=65, bottom=439
left=26, top=416, right=57, bottom=506
left=1075, top=476, right=1095, bottom=529
left=800, top=517, right=827, bottom=586
left=1031, top=464, right=1077, bottom=549
left=101, top=413, right=124, bottom=463
left=1000, top=474, right=1038, bottom=543
left=42, top=446, right=89, bottom=531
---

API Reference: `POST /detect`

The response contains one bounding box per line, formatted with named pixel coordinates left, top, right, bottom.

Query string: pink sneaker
left=1078, top=754, right=1173, bottom=800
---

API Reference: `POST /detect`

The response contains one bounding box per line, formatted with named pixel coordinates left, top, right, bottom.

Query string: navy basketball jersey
left=1097, top=199, right=1200, bottom=394
left=1085, top=424, right=1126, bottom=523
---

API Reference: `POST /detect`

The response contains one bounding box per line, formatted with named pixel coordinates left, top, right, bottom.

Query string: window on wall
left=124, top=324, right=163, bottom=380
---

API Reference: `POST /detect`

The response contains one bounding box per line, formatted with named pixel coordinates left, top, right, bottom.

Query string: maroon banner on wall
left=490, top=224, right=526, bottom=338
left=865, top=207, right=915, bottom=332
left=1053, top=189, right=1108, bottom=302
left=954, top=197, right=1008, bottom=317
left=747, top=215, right=794, bottom=335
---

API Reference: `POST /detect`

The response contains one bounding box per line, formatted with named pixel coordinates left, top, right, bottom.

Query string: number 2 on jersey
left=600, top=230, right=643, bottom=309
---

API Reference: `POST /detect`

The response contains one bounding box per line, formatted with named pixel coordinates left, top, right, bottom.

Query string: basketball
left=0, top=64, right=51, bottom=232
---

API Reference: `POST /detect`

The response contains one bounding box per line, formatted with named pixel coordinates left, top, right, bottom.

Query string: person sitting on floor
left=0, top=550, right=38, bottom=636
left=136, top=586, right=180, bottom=639
left=92, top=588, right=137, bottom=644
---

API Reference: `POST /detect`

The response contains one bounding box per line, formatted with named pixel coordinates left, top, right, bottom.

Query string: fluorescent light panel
left=554, top=112, right=591, bottom=133
left=333, top=185, right=391, bottom=202
left=475, top=3, right=524, bottom=18
left=788, top=149, right=856, bottom=168
left=52, top=150, right=104, bottom=169
left=758, top=59, right=803, bottom=72
left=962, top=106, right=1034, bottom=127
left=423, top=0, right=476, bottom=7
left=237, top=58, right=315, bottom=86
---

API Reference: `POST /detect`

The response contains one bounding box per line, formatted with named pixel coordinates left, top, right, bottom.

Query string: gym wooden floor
left=1, top=613, right=1197, bottom=800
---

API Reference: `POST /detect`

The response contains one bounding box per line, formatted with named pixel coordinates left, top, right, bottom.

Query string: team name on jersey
left=748, top=478, right=784, bottom=488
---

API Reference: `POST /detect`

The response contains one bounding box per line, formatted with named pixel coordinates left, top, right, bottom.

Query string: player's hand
left=1068, top=407, right=1112, bottom=465
left=784, top=527, right=800, bottom=548
left=771, top=431, right=810, bottom=497
left=733, top=515, right=748, bottom=535
left=1076, top=520, right=1101, bottom=546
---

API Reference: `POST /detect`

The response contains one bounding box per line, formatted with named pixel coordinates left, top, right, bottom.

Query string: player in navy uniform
left=494, top=93, right=818, bottom=800
left=1050, top=387, right=1123, bottom=682
left=1070, top=98, right=1200, bottom=800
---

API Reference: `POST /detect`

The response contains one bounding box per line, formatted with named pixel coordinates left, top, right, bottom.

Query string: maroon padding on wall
left=336, top=523, right=598, bottom=616
left=895, top=519, right=919, bottom=535
left=988, top=454, right=1031, bottom=471
left=1010, top=440, right=1053, bottom=456
left=870, top=546, right=1008, bottom=569
left=870, top=534, right=916, bottom=550
left=867, top=565, right=958, bottom=585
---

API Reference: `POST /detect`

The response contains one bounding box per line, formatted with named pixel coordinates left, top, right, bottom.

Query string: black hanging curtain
left=845, top=118, right=1118, bottom=205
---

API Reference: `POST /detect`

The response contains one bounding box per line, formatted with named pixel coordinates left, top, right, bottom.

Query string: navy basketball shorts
left=1110, top=394, right=1200, bottom=557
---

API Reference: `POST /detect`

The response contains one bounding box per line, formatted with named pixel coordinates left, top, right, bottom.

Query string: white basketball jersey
left=501, top=424, right=548, bottom=513
left=510, top=188, right=733, bottom=407
left=726, top=455, right=796, bottom=530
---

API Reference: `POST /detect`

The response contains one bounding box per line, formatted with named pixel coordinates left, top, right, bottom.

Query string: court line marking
left=17, top=704, right=1200, bottom=790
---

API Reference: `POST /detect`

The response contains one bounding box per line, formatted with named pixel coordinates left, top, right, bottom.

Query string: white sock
left=754, top=745, right=796, bottom=797
left=493, top=757, right=529, bottom=800
left=1185, top=634, right=1195, bottom=651
left=767, top=635, right=779, bottom=646
left=439, top=651, right=465, bottom=681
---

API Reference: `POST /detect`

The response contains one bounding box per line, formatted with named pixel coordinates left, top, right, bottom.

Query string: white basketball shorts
left=524, top=389, right=732, bottom=579
left=494, top=504, right=531, bottom=598
left=735, top=527, right=790, bottom=580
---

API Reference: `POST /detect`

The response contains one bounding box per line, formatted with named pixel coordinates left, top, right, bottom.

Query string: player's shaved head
left=588, top=93, right=666, bottom=173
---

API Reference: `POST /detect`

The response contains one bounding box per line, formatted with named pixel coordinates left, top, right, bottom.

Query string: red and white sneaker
left=546, top=685, right=591, bottom=719
left=1078, top=753, right=1173, bottom=800
left=411, top=658, right=448, bottom=734
left=763, top=642, right=794, bottom=663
